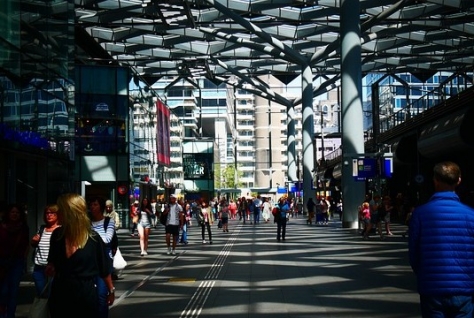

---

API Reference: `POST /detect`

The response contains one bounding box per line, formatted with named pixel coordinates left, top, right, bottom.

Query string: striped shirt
left=34, top=229, right=54, bottom=266
left=91, top=218, right=115, bottom=259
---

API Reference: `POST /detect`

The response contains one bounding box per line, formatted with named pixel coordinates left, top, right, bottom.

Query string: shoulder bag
left=28, top=278, right=51, bottom=318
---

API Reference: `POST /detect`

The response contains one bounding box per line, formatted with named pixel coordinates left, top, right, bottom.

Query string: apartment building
left=144, top=75, right=341, bottom=195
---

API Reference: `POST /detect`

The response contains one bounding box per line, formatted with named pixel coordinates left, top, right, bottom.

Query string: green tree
left=214, top=164, right=243, bottom=189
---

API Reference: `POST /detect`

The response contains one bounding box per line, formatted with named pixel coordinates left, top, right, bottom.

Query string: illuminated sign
left=182, top=153, right=212, bottom=179
left=352, top=158, right=376, bottom=181
left=95, top=103, right=109, bottom=111
left=0, top=124, right=49, bottom=149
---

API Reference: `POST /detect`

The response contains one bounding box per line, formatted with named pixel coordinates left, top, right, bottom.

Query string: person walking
left=104, top=200, right=120, bottom=230
left=199, top=201, right=214, bottom=244
left=129, top=200, right=139, bottom=237
left=0, top=204, right=30, bottom=318
left=46, top=193, right=115, bottom=318
left=30, top=204, right=61, bottom=297
left=137, top=197, right=153, bottom=256
left=369, top=194, right=384, bottom=240
left=409, top=161, right=474, bottom=318
left=238, top=197, right=248, bottom=223
left=163, top=194, right=183, bottom=255
left=150, top=198, right=158, bottom=228
left=320, top=196, right=330, bottom=225
left=359, top=202, right=371, bottom=239
left=253, top=195, right=262, bottom=224
left=262, top=197, right=272, bottom=222
left=219, top=198, right=230, bottom=233
left=89, top=196, right=115, bottom=317
left=104, top=199, right=121, bottom=279
left=276, top=197, right=290, bottom=241
left=229, top=199, right=237, bottom=220
left=306, top=198, right=316, bottom=225
left=179, top=202, right=191, bottom=245
left=381, top=195, right=394, bottom=236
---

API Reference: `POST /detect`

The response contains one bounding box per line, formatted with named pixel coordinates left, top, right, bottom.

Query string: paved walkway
left=17, top=215, right=420, bottom=317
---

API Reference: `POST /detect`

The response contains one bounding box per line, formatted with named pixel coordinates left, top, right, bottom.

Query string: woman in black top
left=46, top=193, right=114, bottom=318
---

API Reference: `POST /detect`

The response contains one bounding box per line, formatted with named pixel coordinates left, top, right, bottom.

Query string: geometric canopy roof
left=75, top=0, right=474, bottom=88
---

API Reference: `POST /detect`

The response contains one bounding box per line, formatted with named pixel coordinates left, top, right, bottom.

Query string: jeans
left=131, top=222, right=137, bottom=235
left=180, top=223, right=188, bottom=243
left=254, top=209, right=260, bottom=223
left=95, top=257, right=113, bottom=318
left=201, top=223, right=212, bottom=241
left=32, top=265, right=51, bottom=297
left=0, top=258, right=26, bottom=318
left=420, top=294, right=473, bottom=318
left=95, top=276, right=108, bottom=318
left=277, top=219, right=287, bottom=240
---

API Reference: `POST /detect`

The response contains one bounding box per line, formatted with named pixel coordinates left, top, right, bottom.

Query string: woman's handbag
left=197, top=213, right=205, bottom=226
left=28, top=279, right=51, bottom=318
left=132, top=214, right=139, bottom=224
left=113, top=247, right=127, bottom=270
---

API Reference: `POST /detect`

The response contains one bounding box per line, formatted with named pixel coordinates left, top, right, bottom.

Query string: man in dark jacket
left=409, top=161, right=474, bottom=318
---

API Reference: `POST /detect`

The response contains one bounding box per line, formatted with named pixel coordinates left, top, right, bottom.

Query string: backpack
left=104, top=217, right=119, bottom=256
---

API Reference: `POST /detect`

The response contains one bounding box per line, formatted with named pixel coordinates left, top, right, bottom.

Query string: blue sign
left=277, top=186, right=287, bottom=194
left=353, top=158, right=376, bottom=180
left=383, top=158, right=393, bottom=178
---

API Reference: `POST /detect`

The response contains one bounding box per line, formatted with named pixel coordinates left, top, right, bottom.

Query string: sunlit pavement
left=17, top=215, right=420, bottom=318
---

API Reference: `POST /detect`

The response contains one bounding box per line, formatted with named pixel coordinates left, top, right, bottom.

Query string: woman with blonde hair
left=359, top=202, right=371, bottom=239
left=45, top=193, right=115, bottom=317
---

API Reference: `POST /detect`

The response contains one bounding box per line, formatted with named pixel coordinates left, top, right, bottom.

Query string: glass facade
left=0, top=0, right=75, bottom=210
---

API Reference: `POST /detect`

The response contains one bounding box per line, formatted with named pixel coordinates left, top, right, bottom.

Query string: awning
left=318, top=167, right=334, bottom=181
left=392, top=134, right=418, bottom=164
left=418, top=108, right=474, bottom=159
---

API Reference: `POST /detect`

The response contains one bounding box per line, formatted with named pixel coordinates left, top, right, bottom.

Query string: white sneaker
left=202, top=240, right=206, bottom=244
left=171, top=250, right=176, bottom=255
left=167, top=248, right=171, bottom=255
left=143, top=251, right=148, bottom=256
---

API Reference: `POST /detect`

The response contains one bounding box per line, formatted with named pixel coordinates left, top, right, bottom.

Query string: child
left=359, top=202, right=371, bottom=239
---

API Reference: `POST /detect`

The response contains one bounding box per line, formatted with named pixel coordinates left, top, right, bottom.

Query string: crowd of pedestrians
left=5, top=160, right=473, bottom=318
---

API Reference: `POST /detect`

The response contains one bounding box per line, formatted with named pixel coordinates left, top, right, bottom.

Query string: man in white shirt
left=163, top=194, right=183, bottom=255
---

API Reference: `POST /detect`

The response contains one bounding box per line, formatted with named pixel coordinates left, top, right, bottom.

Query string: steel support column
left=302, top=64, right=316, bottom=205
left=287, top=106, right=297, bottom=183
left=341, top=0, right=365, bottom=228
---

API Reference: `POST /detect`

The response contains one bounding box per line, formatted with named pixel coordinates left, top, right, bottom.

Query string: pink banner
left=156, top=100, right=171, bottom=166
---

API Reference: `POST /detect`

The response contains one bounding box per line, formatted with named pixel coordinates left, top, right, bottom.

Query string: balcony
left=236, top=155, right=255, bottom=162
left=182, top=113, right=198, bottom=129
left=237, top=145, right=254, bottom=152
left=236, top=102, right=254, bottom=110
left=236, top=123, right=255, bottom=130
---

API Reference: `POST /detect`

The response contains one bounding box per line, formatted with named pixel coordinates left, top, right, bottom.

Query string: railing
left=320, top=78, right=472, bottom=164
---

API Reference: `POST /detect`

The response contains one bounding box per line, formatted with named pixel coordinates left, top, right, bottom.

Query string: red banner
left=156, top=100, right=171, bottom=166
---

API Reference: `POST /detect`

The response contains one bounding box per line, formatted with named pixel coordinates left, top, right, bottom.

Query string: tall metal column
left=287, top=106, right=297, bottom=183
left=301, top=63, right=315, bottom=204
left=341, top=0, right=365, bottom=228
